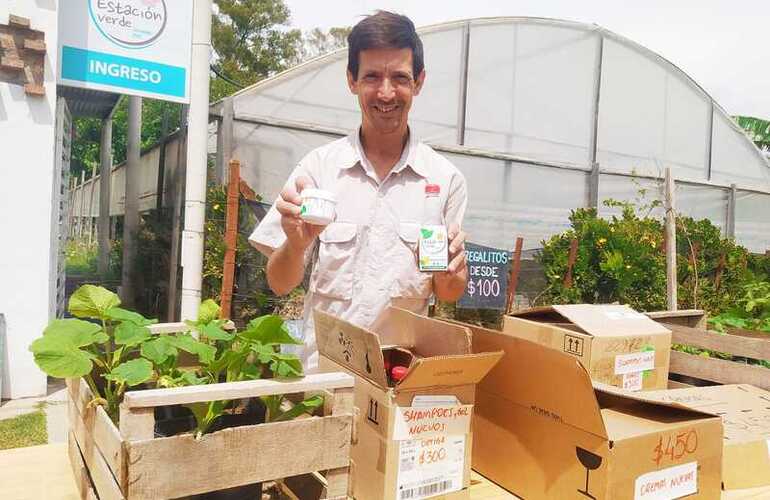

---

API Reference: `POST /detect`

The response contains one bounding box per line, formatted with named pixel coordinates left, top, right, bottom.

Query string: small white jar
left=299, top=188, right=336, bottom=225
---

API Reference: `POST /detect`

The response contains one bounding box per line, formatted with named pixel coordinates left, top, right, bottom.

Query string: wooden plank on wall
left=665, top=323, right=770, bottom=361
left=670, top=351, right=770, bottom=390
left=126, top=415, right=352, bottom=499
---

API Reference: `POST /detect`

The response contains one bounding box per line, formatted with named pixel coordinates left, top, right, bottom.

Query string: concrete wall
left=0, top=2, right=59, bottom=398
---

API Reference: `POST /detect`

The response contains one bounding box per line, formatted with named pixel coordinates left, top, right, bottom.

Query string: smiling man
left=249, top=11, right=468, bottom=369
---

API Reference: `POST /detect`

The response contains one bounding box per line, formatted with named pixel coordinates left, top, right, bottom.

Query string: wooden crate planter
left=67, top=371, right=355, bottom=499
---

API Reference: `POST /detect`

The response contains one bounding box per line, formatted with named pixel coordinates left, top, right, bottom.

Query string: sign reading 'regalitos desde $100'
left=58, top=0, right=193, bottom=103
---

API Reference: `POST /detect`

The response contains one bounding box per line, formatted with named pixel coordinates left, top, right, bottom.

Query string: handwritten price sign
left=652, top=429, right=699, bottom=466
left=393, top=404, right=473, bottom=440
left=457, top=242, right=510, bottom=311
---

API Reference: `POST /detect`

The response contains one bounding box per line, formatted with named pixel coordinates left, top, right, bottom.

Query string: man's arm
left=265, top=176, right=324, bottom=296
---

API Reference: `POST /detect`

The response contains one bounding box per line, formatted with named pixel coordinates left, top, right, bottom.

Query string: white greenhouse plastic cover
left=75, top=17, right=770, bottom=255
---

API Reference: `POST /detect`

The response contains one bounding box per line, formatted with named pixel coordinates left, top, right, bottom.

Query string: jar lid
left=425, top=184, right=440, bottom=195
left=301, top=188, right=337, bottom=203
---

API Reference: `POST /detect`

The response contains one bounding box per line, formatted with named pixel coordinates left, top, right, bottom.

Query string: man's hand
left=276, top=176, right=325, bottom=252
left=433, top=223, right=468, bottom=302
left=266, top=176, right=326, bottom=296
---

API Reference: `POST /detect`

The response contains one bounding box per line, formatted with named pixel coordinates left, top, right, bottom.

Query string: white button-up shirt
left=249, top=130, right=467, bottom=369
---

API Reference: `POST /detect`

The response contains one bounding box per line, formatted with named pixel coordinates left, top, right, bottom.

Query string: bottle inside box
left=381, top=346, right=418, bottom=386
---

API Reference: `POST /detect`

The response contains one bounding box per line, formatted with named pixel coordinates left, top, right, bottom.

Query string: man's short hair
left=347, top=11, right=424, bottom=80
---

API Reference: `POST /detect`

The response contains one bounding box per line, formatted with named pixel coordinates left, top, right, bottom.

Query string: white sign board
left=58, top=0, right=193, bottom=103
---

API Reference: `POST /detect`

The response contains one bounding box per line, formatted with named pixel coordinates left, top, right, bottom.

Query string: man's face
left=347, top=47, right=425, bottom=136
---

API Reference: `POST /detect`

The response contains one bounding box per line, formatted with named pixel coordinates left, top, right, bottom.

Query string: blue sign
left=61, top=45, right=186, bottom=99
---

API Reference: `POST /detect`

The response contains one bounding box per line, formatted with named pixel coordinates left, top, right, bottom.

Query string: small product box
left=314, top=307, right=502, bottom=500
left=504, top=304, right=672, bottom=390
left=464, top=321, right=723, bottom=499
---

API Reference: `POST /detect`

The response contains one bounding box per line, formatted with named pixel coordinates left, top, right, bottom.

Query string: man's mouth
left=374, top=104, right=398, bottom=114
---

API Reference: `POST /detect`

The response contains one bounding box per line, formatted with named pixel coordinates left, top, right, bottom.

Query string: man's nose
left=377, top=78, right=395, bottom=100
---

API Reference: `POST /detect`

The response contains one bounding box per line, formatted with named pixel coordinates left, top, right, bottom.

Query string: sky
left=284, top=0, right=769, bottom=119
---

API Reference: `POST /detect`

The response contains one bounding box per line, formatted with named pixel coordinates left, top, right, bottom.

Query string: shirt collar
left=342, top=127, right=428, bottom=179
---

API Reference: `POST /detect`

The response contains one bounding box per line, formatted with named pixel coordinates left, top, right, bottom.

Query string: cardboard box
left=466, top=321, right=723, bottom=499
left=314, top=307, right=503, bottom=500
left=504, top=304, right=672, bottom=390
left=644, top=384, right=770, bottom=490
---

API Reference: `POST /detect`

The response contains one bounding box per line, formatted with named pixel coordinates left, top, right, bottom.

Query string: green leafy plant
left=31, top=286, right=321, bottom=438
left=29, top=285, right=158, bottom=420
left=709, top=281, right=770, bottom=333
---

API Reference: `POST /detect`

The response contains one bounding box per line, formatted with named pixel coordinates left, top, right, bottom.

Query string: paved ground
left=0, top=378, right=69, bottom=444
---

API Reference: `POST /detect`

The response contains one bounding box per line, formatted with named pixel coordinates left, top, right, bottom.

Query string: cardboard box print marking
left=315, top=307, right=502, bottom=500
left=504, top=304, right=672, bottom=391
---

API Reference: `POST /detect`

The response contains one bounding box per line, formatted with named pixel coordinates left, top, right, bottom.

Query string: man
left=249, top=11, right=468, bottom=369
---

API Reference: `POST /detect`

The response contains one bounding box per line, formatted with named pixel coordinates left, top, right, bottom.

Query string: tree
left=210, top=0, right=302, bottom=101
left=296, top=27, right=350, bottom=63
left=70, top=100, right=182, bottom=180
left=735, top=115, right=770, bottom=153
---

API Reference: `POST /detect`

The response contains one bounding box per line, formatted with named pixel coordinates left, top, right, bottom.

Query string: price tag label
left=615, top=351, right=656, bottom=375
left=635, top=461, right=698, bottom=499
left=396, top=435, right=465, bottom=499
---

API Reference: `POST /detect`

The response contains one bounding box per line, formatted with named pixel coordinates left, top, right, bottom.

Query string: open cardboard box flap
left=370, top=307, right=473, bottom=356
left=593, top=381, right=719, bottom=419
left=395, top=352, right=504, bottom=392
left=510, top=304, right=671, bottom=338
left=470, top=321, right=609, bottom=439
left=315, top=307, right=502, bottom=391
left=643, top=384, right=770, bottom=442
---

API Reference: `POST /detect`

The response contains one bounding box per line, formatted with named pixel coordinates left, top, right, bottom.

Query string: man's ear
left=414, top=70, right=426, bottom=96
left=346, top=69, right=358, bottom=94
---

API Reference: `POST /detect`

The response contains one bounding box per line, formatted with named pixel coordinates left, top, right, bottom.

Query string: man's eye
left=364, top=74, right=378, bottom=82
left=395, top=75, right=411, bottom=84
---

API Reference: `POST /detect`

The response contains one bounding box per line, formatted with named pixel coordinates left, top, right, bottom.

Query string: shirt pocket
left=390, top=222, right=433, bottom=300
left=310, top=222, right=357, bottom=300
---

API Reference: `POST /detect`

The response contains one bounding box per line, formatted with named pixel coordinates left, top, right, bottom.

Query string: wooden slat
left=126, top=415, right=352, bottom=499
left=665, top=323, right=770, bottom=361
left=0, top=56, right=24, bottom=70
left=147, top=322, right=190, bottom=334
left=9, top=14, right=31, bottom=28
left=323, top=467, right=350, bottom=499
left=23, top=38, right=46, bottom=52
left=123, top=372, right=355, bottom=408
left=68, top=432, right=100, bottom=500
left=147, top=320, right=233, bottom=334
left=68, top=401, right=125, bottom=500
left=118, top=404, right=155, bottom=441
left=67, top=379, right=124, bottom=481
left=667, top=380, right=694, bottom=389
left=670, top=351, right=770, bottom=390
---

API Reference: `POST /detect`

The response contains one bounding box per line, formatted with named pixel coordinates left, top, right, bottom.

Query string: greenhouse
left=71, top=16, right=770, bottom=254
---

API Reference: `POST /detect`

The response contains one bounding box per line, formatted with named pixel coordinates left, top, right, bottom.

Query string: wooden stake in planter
left=220, top=159, right=240, bottom=320
left=563, top=238, right=579, bottom=288
left=505, top=237, right=523, bottom=314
